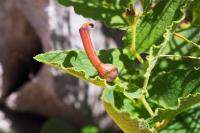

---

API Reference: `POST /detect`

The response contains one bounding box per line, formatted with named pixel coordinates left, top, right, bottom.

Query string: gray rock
left=0, top=0, right=123, bottom=132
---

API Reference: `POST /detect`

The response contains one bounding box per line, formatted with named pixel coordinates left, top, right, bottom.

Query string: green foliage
left=34, top=49, right=140, bottom=88
left=102, top=86, right=153, bottom=133
left=41, top=118, right=77, bottom=133
left=143, top=0, right=152, bottom=12
left=159, top=104, right=200, bottom=133
left=34, top=50, right=107, bottom=87
left=124, top=0, right=190, bottom=54
left=149, top=68, right=200, bottom=108
left=81, top=125, right=99, bottom=133
left=58, top=0, right=136, bottom=29
left=152, top=93, right=200, bottom=123
left=35, top=0, right=200, bottom=132
left=162, top=27, right=200, bottom=57
left=154, top=27, right=200, bottom=74
left=190, top=0, right=200, bottom=26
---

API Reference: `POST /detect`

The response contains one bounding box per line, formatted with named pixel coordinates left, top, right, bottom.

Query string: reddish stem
left=79, top=22, right=118, bottom=82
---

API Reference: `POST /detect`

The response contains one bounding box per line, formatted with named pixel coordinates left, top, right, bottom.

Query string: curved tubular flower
left=79, top=22, right=118, bottom=82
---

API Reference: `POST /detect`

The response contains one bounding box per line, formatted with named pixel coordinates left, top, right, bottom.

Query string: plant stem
left=130, top=17, right=144, bottom=64
left=142, top=79, right=149, bottom=99
left=159, top=55, right=200, bottom=60
left=127, top=9, right=152, bottom=116
left=140, top=96, right=154, bottom=116
left=173, top=32, right=200, bottom=49
left=131, top=50, right=144, bottom=64
left=130, top=18, right=137, bottom=51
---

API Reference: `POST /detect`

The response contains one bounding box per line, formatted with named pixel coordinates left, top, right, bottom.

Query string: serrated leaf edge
left=150, top=93, right=200, bottom=123
left=34, top=50, right=108, bottom=88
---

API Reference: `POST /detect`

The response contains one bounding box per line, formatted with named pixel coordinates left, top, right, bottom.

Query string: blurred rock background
left=0, top=0, right=124, bottom=133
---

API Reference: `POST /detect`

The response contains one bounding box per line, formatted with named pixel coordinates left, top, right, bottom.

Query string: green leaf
left=58, top=0, right=136, bottom=29
left=159, top=104, right=200, bottom=133
left=153, top=27, right=200, bottom=73
left=34, top=50, right=107, bottom=87
left=146, top=27, right=200, bottom=128
left=151, top=93, right=200, bottom=124
left=34, top=49, right=138, bottom=88
left=136, top=0, right=189, bottom=53
left=143, top=0, right=152, bottom=12
left=142, top=46, right=161, bottom=95
left=190, top=0, right=200, bottom=26
left=148, top=27, right=200, bottom=109
left=41, top=118, right=77, bottom=133
left=123, top=0, right=190, bottom=54
left=102, top=86, right=154, bottom=133
left=162, top=27, right=200, bottom=57
left=81, top=125, right=99, bottom=133
left=148, top=68, right=200, bottom=126
left=149, top=68, right=200, bottom=108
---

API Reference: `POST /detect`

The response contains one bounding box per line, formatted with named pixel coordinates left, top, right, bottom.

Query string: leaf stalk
left=140, top=96, right=154, bottom=116
left=130, top=17, right=144, bottom=64
left=173, top=32, right=200, bottom=49
left=159, top=54, right=200, bottom=60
